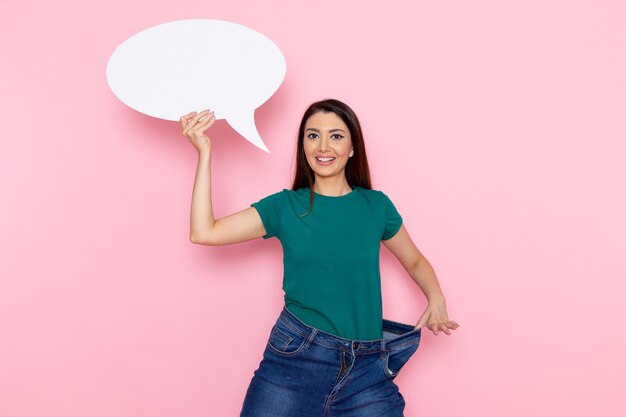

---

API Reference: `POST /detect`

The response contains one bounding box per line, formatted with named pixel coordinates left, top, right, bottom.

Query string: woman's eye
left=331, top=134, right=344, bottom=140
left=307, top=133, right=319, bottom=139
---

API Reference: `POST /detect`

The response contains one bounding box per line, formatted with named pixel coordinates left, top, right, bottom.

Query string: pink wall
left=1, top=1, right=625, bottom=416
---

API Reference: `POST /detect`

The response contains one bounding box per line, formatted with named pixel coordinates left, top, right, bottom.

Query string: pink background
left=1, top=1, right=625, bottom=416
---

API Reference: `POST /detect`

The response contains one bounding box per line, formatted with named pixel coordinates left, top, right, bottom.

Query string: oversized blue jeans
left=240, top=305, right=421, bottom=416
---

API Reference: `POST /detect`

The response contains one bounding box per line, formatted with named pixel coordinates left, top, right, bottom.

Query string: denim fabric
left=240, top=305, right=421, bottom=417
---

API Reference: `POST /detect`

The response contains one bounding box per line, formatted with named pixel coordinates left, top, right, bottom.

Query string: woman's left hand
left=414, top=297, right=460, bottom=336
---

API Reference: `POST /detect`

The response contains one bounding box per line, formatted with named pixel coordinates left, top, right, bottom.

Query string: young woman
left=180, top=99, right=459, bottom=416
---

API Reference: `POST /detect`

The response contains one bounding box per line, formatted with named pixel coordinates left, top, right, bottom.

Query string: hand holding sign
left=106, top=19, right=286, bottom=153
left=180, top=109, right=217, bottom=154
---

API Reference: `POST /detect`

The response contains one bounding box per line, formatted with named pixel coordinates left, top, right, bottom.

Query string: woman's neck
left=313, top=176, right=352, bottom=196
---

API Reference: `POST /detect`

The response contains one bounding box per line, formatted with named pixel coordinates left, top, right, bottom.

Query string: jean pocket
left=382, top=343, right=419, bottom=378
left=266, top=321, right=308, bottom=356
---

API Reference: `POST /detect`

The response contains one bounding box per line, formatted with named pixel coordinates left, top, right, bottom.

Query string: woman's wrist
left=426, top=293, right=445, bottom=303
left=197, top=148, right=211, bottom=162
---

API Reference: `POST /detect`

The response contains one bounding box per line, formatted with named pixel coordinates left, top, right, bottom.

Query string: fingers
left=426, top=319, right=460, bottom=336
left=197, top=112, right=216, bottom=133
left=181, top=109, right=215, bottom=136
left=200, top=111, right=216, bottom=125
left=180, top=111, right=197, bottom=129
left=180, top=109, right=212, bottom=129
left=186, top=110, right=210, bottom=131
left=415, top=309, right=460, bottom=336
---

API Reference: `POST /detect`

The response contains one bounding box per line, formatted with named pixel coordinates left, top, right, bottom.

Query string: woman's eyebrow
left=305, top=128, right=346, bottom=133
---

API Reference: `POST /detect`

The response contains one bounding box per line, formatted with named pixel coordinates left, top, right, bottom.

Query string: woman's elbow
left=189, top=234, right=203, bottom=245
left=190, top=232, right=216, bottom=245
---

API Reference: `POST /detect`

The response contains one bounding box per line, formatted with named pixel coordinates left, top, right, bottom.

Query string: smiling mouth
left=316, top=157, right=336, bottom=163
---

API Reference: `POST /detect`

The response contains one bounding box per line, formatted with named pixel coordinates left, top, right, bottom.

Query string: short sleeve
left=381, top=192, right=403, bottom=240
left=251, top=190, right=285, bottom=239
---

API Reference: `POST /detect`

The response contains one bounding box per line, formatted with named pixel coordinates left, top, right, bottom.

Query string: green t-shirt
left=251, top=186, right=403, bottom=341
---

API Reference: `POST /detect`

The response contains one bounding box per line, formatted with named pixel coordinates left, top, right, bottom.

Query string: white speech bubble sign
left=106, top=19, right=287, bottom=153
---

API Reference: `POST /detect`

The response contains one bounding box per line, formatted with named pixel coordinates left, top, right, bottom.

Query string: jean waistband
left=277, top=305, right=421, bottom=354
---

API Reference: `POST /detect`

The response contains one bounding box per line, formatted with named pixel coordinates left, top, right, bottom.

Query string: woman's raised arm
left=181, top=110, right=267, bottom=245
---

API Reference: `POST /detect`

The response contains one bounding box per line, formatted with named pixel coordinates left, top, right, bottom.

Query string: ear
left=349, top=147, right=354, bottom=157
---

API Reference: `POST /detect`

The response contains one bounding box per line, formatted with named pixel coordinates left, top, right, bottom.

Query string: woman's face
left=303, top=111, right=354, bottom=183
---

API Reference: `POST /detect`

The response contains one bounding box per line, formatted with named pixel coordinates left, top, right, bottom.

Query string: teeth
left=317, top=157, right=335, bottom=162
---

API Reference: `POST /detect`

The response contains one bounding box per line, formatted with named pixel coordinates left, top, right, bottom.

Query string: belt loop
left=380, top=339, right=386, bottom=358
left=304, top=328, right=317, bottom=349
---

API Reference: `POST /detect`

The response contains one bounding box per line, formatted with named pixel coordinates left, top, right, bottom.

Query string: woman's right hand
left=180, top=109, right=216, bottom=154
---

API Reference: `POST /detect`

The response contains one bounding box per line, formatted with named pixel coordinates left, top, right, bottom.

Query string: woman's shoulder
left=353, top=186, right=389, bottom=199
left=281, top=187, right=310, bottom=197
left=353, top=186, right=382, bottom=193
left=258, top=187, right=301, bottom=196
left=353, top=186, right=399, bottom=207
left=256, top=188, right=307, bottom=202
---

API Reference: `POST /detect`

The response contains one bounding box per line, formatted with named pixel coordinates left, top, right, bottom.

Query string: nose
left=319, top=136, right=330, bottom=152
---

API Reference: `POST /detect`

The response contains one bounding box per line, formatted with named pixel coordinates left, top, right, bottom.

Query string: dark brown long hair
left=291, top=99, right=372, bottom=214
